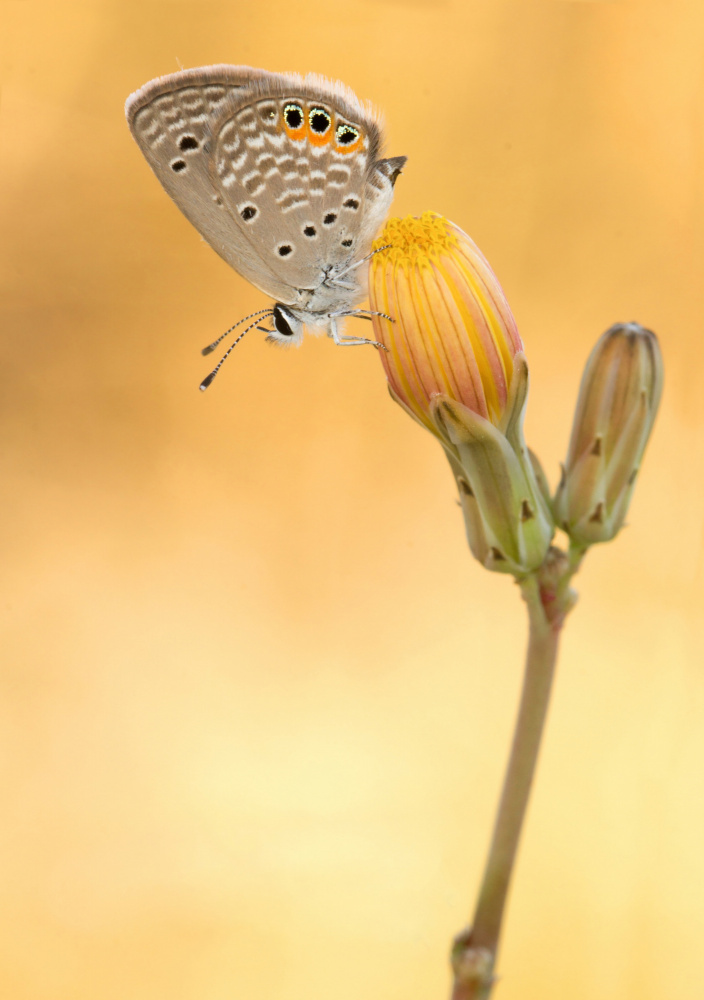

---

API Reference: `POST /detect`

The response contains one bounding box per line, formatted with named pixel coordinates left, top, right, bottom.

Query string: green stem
left=451, top=572, right=563, bottom=1000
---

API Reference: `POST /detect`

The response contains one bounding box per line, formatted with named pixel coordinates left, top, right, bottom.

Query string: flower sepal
left=432, top=369, right=554, bottom=576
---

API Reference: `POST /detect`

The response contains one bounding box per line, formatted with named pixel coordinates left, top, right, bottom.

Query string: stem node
left=450, top=929, right=495, bottom=1000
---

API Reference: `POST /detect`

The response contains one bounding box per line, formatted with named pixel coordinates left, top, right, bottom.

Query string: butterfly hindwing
left=126, top=66, right=407, bottom=314
left=211, top=90, right=380, bottom=295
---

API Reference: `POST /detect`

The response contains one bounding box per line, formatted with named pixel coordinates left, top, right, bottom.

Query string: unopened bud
left=554, top=323, right=663, bottom=547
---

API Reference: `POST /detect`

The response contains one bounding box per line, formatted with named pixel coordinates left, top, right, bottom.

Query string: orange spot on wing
left=304, top=104, right=333, bottom=147
left=283, top=122, right=305, bottom=141
left=281, top=102, right=305, bottom=142
left=335, top=132, right=364, bottom=155
left=306, top=124, right=333, bottom=147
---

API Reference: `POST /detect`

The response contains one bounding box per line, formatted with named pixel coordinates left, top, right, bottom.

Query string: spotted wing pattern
left=126, top=66, right=295, bottom=303
left=212, top=91, right=396, bottom=299
left=126, top=66, right=405, bottom=311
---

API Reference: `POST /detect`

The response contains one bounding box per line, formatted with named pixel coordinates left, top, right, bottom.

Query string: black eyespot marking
left=278, top=245, right=293, bottom=257
left=336, top=124, right=359, bottom=145
left=284, top=104, right=303, bottom=130
left=178, top=135, right=199, bottom=151
left=303, top=225, right=316, bottom=237
left=309, top=107, right=331, bottom=134
left=341, top=239, right=353, bottom=247
left=343, top=197, right=359, bottom=210
left=171, top=160, right=187, bottom=172
left=323, top=212, right=337, bottom=225
left=240, top=205, right=257, bottom=221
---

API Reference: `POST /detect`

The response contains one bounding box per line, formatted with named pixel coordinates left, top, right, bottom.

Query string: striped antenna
left=201, top=308, right=275, bottom=356
left=199, top=311, right=274, bottom=391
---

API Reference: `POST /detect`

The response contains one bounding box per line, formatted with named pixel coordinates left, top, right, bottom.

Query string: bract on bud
left=370, top=213, right=554, bottom=575
left=554, top=323, right=663, bottom=547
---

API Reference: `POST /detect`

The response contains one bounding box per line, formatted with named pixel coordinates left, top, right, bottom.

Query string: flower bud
left=370, top=213, right=554, bottom=575
left=370, top=212, right=523, bottom=434
left=554, top=323, right=663, bottom=547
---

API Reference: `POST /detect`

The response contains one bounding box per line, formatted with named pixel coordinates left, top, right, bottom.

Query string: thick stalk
left=451, top=572, right=563, bottom=1000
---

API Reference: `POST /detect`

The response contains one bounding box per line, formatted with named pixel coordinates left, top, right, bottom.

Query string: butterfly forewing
left=126, top=66, right=294, bottom=302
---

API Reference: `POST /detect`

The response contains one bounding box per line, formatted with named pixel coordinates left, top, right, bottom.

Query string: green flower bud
left=554, top=323, right=663, bottom=547
left=432, top=355, right=554, bottom=576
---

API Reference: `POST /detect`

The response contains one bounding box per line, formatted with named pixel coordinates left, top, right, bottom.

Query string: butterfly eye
left=336, top=124, right=359, bottom=146
left=283, top=104, right=304, bottom=130
left=273, top=307, right=295, bottom=337
left=308, top=107, right=331, bottom=135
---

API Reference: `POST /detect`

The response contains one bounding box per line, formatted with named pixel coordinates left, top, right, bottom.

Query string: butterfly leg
left=329, top=317, right=388, bottom=350
left=339, top=309, right=393, bottom=323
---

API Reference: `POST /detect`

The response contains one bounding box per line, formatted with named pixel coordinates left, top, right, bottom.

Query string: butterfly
left=125, top=65, right=407, bottom=387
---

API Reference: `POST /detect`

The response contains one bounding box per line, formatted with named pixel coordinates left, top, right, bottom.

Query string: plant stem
left=451, top=571, right=564, bottom=1000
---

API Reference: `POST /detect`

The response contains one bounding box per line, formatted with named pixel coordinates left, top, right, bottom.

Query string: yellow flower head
left=369, top=212, right=524, bottom=435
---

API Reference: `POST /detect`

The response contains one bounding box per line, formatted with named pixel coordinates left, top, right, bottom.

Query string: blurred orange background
left=2, top=1, right=703, bottom=998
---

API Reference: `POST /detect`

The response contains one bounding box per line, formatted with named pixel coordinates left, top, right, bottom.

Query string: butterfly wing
left=126, top=65, right=296, bottom=303
left=210, top=74, right=405, bottom=305
left=126, top=66, right=406, bottom=310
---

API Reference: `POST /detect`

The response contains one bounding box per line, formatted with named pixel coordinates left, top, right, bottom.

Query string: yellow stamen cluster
left=373, top=212, right=458, bottom=265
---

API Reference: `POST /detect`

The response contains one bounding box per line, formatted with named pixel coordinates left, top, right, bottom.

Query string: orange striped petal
left=370, top=212, right=523, bottom=433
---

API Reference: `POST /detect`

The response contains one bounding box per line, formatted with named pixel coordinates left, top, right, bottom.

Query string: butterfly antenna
left=334, top=244, right=393, bottom=281
left=201, top=308, right=274, bottom=356
left=199, top=313, right=274, bottom=391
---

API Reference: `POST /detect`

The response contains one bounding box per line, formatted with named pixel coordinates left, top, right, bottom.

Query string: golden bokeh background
left=2, top=1, right=703, bottom=997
